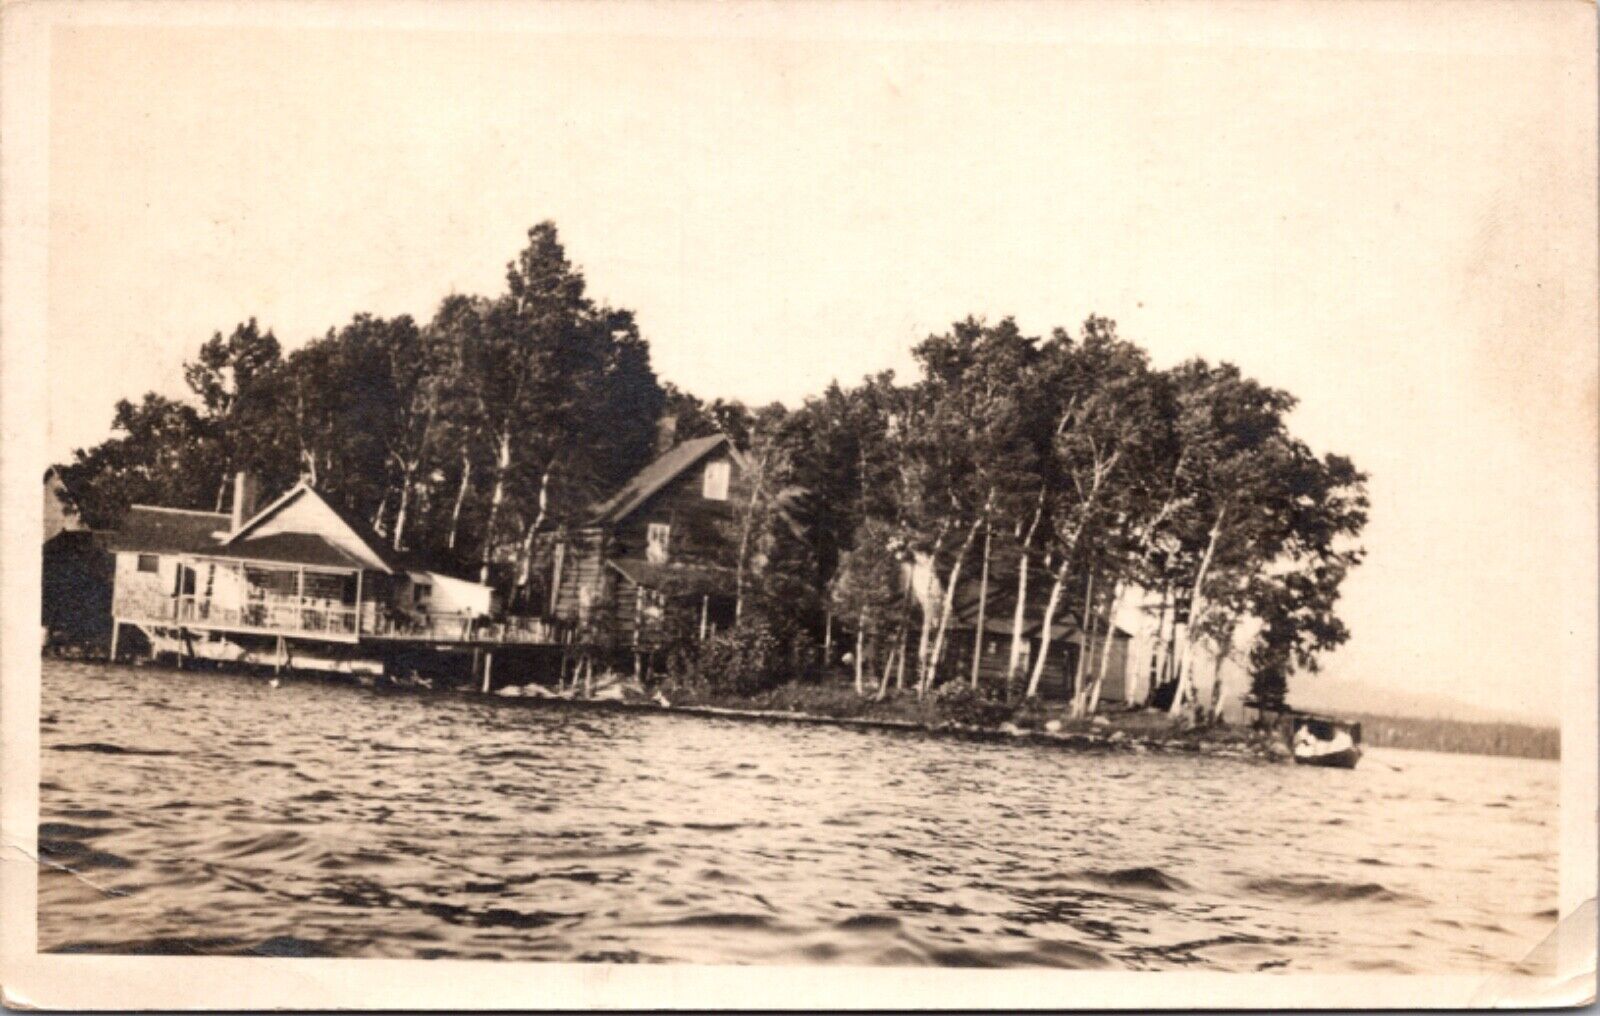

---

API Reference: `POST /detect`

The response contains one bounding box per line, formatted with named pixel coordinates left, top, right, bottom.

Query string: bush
left=666, top=615, right=819, bottom=698
left=927, top=680, right=1013, bottom=727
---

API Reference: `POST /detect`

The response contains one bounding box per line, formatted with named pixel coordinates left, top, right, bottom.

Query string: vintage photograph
left=4, top=0, right=1596, bottom=1008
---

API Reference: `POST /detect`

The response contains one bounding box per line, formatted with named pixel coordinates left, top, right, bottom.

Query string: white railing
left=175, top=595, right=360, bottom=636
left=117, top=589, right=568, bottom=644
left=365, top=610, right=570, bottom=644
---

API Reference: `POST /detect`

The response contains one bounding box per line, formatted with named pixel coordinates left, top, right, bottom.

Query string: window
left=414, top=583, right=432, bottom=607
left=137, top=554, right=160, bottom=574
left=702, top=460, right=730, bottom=501
left=647, top=522, right=671, bottom=564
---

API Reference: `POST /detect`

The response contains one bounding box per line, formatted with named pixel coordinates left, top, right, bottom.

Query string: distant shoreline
left=1313, top=710, right=1559, bottom=762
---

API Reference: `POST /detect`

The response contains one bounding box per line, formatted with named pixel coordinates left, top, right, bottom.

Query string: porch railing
left=114, top=589, right=569, bottom=644
left=176, top=595, right=360, bottom=636
left=364, top=610, right=570, bottom=644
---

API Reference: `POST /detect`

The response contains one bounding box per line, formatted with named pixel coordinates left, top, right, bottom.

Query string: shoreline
left=45, top=652, right=1291, bottom=764
left=500, top=694, right=1288, bottom=763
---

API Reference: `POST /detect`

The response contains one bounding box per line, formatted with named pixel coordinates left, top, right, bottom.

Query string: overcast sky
left=43, top=3, right=1595, bottom=722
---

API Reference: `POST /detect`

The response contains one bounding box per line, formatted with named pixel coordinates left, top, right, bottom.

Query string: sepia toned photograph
left=2, top=0, right=1595, bottom=1009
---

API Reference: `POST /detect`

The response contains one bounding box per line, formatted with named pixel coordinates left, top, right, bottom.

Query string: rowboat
left=1290, top=714, right=1363, bottom=769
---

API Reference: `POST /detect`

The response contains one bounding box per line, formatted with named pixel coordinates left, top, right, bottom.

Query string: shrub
left=666, top=615, right=818, bottom=698
left=927, top=680, right=1013, bottom=728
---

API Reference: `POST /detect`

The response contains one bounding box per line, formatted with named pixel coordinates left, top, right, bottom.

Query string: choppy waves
left=37, top=660, right=1560, bottom=971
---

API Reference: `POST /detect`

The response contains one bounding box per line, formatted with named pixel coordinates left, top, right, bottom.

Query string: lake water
left=38, top=659, right=1559, bottom=972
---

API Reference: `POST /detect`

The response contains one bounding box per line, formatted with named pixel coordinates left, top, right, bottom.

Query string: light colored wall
left=112, top=551, right=177, bottom=616
left=415, top=571, right=495, bottom=616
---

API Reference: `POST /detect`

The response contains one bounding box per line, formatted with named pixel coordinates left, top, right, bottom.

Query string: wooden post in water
left=481, top=651, right=494, bottom=694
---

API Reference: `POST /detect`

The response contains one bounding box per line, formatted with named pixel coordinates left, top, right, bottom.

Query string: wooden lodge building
left=545, top=433, right=747, bottom=652
left=106, top=472, right=563, bottom=679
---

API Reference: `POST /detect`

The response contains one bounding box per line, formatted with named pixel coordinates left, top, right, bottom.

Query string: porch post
left=109, top=620, right=121, bottom=663
left=354, top=569, right=364, bottom=635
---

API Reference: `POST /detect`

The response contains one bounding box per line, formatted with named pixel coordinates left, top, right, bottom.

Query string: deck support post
left=109, top=620, right=121, bottom=663
left=482, top=651, right=494, bottom=694
left=699, top=595, right=709, bottom=641
left=275, top=635, right=286, bottom=674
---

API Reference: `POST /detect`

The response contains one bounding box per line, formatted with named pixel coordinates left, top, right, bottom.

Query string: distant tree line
left=57, top=221, right=1369, bottom=718
left=1337, top=712, right=1559, bottom=760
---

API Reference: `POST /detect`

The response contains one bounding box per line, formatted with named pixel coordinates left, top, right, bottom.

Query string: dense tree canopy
left=57, top=220, right=1366, bottom=716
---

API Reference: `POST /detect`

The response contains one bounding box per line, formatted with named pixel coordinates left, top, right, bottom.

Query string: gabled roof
left=217, top=533, right=372, bottom=570
left=588, top=434, right=732, bottom=526
left=106, top=506, right=230, bottom=555
left=222, top=481, right=399, bottom=573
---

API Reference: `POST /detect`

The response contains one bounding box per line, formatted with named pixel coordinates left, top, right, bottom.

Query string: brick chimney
left=230, top=470, right=260, bottom=533
left=655, top=414, right=678, bottom=457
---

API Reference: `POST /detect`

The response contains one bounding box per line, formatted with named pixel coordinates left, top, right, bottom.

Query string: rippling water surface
left=39, top=659, right=1558, bottom=971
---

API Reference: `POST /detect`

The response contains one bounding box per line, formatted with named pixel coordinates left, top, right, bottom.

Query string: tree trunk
left=513, top=462, right=556, bottom=599
left=391, top=466, right=414, bottom=551
left=924, top=520, right=981, bottom=695
left=479, top=430, right=512, bottom=583
left=895, top=628, right=908, bottom=691
left=447, top=452, right=472, bottom=551
left=1084, top=580, right=1126, bottom=718
left=1169, top=508, right=1226, bottom=718
left=1025, top=561, right=1071, bottom=699
left=1006, top=550, right=1031, bottom=687
left=1208, top=641, right=1229, bottom=724
left=371, top=492, right=389, bottom=536
left=914, top=605, right=933, bottom=698
left=876, top=628, right=902, bottom=701
left=733, top=465, right=768, bottom=624
left=1005, top=495, right=1045, bottom=687
left=1070, top=569, right=1096, bottom=716
left=970, top=524, right=991, bottom=689
left=853, top=621, right=865, bottom=695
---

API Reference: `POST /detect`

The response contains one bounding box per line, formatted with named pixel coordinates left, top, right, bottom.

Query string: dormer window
left=702, top=460, right=730, bottom=501
left=647, top=523, right=671, bottom=563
